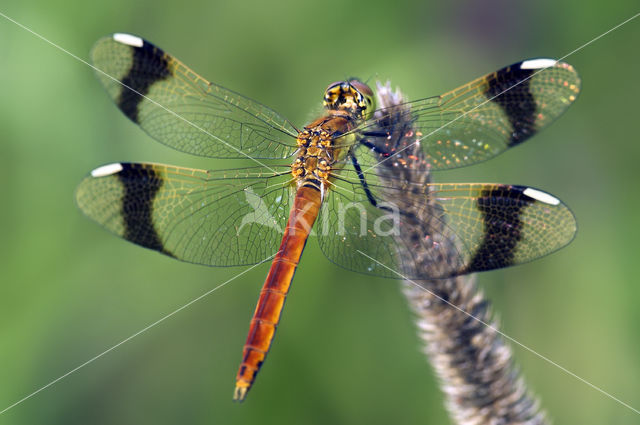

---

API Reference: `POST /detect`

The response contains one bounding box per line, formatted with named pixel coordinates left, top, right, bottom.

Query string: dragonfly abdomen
left=234, top=185, right=322, bottom=401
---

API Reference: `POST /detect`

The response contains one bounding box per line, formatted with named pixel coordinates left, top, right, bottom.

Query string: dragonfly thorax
left=291, top=128, right=335, bottom=188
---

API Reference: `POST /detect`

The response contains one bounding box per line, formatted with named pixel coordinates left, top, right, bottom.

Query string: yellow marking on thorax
left=291, top=129, right=331, bottom=185
left=291, top=117, right=350, bottom=188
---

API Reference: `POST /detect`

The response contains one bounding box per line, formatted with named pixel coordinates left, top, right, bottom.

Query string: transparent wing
left=317, top=171, right=420, bottom=278
left=351, top=59, right=580, bottom=170
left=76, top=162, right=295, bottom=266
left=318, top=163, right=576, bottom=279
left=91, top=34, right=299, bottom=159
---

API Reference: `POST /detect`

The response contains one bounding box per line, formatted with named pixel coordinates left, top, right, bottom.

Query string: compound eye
left=349, top=80, right=373, bottom=98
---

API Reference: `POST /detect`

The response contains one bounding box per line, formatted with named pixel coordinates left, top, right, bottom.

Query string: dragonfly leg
left=349, top=154, right=394, bottom=213
left=359, top=137, right=392, bottom=157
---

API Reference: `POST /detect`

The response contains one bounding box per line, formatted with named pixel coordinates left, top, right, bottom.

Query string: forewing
left=76, top=163, right=294, bottom=266
left=357, top=59, right=580, bottom=170
left=91, top=34, right=298, bottom=159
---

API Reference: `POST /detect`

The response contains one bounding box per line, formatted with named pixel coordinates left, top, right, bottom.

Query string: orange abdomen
left=233, top=184, right=322, bottom=401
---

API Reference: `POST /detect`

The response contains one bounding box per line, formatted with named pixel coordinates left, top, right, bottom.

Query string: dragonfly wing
left=76, top=163, right=295, bottom=266
left=357, top=59, right=580, bottom=170
left=91, top=34, right=299, bottom=159
left=316, top=175, right=410, bottom=278
left=320, top=166, right=575, bottom=278
left=426, top=182, right=576, bottom=274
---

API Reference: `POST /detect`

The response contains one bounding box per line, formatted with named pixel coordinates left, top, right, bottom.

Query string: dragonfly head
left=323, top=79, right=375, bottom=120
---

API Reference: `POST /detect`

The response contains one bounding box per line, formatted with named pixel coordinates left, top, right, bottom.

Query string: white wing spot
left=523, top=188, right=560, bottom=205
left=113, top=33, right=144, bottom=47
left=91, top=163, right=123, bottom=178
left=520, top=58, right=557, bottom=70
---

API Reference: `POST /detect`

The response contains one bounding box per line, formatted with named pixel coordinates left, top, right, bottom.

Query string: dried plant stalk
left=371, top=82, right=549, bottom=425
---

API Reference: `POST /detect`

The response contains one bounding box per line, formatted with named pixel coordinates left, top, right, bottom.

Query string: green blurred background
left=1, top=1, right=639, bottom=424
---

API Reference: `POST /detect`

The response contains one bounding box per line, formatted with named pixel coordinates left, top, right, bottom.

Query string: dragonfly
left=76, top=33, right=580, bottom=401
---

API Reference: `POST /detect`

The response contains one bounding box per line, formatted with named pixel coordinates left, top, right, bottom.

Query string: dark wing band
left=91, top=34, right=299, bottom=159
